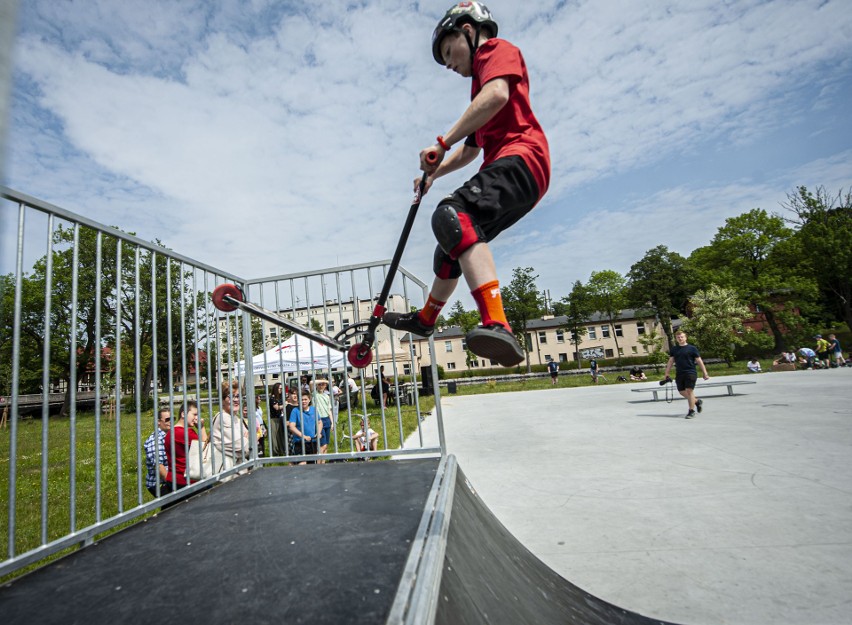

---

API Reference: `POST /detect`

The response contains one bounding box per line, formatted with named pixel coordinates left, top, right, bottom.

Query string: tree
left=688, top=208, right=816, bottom=351
left=560, top=280, right=594, bottom=369
left=783, top=186, right=852, bottom=333
left=637, top=329, right=667, bottom=371
left=627, top=246, right=692, bottom=347
left=680, top=285, right=751, bottom=365
left=502, top=267, right=543, bottom=372
left=446, top=300, right=480, bottom=372
left=586, top=270, right=628, bottom=362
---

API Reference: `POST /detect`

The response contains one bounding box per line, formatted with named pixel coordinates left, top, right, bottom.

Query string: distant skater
left=663, top=330, right=710, bottom=419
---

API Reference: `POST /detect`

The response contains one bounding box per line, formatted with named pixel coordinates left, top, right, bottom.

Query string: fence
left=0, top=185, right=445, bottom=579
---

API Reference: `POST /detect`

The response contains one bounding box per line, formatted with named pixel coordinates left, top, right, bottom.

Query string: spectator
left=144, top=406, right=171, bottom=497
left=349, top=417, right=379, bottom=456
left=747, top=358, right=762, bottom=373
left=547, top=360, right=559, bottom=385
left=254, top=395, right=268, bottom=457
left=313, top=379, right=333, bottom=461
left=629, top=366, right=647, bottom=381
left=210, top=380, right=251, bottom=468
left=288, top=390, right=319, bottom=465
left=815, top=335, right=831, bottom=368
left=267, top=382, right=287, bottom=457
left=797, top=347, right=817, bottom=369
left=164, top=400, right=208, bottom=491
left=827, top=334, right=846, bottom=367
left=589, top=358, right=599, bottom=384
left=285, top=388, right=299, bottom=419
left=663, top=330, right=710, bottom=419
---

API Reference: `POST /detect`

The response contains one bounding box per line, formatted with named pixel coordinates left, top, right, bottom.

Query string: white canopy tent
left=235, top=333, right=346, bottom=377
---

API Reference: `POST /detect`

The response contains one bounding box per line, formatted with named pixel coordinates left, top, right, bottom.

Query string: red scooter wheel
left=211, top=283, right=243, bottom=312
left=348, top=343, right=373, bottom=368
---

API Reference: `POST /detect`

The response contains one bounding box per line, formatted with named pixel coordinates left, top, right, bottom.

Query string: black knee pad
left=433, top=246, right=462, bottom=280
left=431, top=202, right=483, bottom=259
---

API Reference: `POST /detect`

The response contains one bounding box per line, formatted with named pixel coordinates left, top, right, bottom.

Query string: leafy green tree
left=627, top=246, right=692, bottom=347
left=688, top=208, right=816, bottom=351
left=560, top=280, right=594, bottom=369
left=680, top=284, right=751, bottom=365
left=446, top=300, right=480, bottom=371
left=586, top=269, right=628, bottom=362
left=637, top=328, right=668, bottom=371
left=502, top=267, right=543, bottom=372
left=782, top=186, right=852, bottom=333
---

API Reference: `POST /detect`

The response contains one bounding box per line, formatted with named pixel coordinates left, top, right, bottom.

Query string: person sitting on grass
left=629, top=366, right=646, bottom=381
left=349, top=417, right=379, bottom=457
left=747, top=357, right=762, bottom=373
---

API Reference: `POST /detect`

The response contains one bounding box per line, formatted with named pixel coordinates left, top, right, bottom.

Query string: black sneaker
left=382, top=311, right=434, bottom=337
left=685, top=410, right=696, bottom=419
left=696, top=399, right=703, bottom=413
left=465, top=325, right=525, bottom=367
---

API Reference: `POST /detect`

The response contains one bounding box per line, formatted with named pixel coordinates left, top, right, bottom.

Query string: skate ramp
left=435, top=464, right=677, bottom=625
left=0, top=457, right=679, bottom=624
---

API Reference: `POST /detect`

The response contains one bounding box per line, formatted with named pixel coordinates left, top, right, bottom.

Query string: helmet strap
left=462, top=24, right=482, bottom=63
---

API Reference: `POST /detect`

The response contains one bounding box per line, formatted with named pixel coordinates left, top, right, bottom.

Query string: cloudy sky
left=3, top=0, right=851, bottom=310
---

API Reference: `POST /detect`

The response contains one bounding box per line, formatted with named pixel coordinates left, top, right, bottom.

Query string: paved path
left=404, top=368, right=852, bottom=625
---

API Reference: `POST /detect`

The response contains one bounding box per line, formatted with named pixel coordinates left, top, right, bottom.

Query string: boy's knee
left=431, top=202, right=483, bottom=259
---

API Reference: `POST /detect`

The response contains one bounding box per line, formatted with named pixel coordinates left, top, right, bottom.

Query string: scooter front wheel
left=212, top=283, right=243, bottom=312
left=348, top=343, right=373, bottom=368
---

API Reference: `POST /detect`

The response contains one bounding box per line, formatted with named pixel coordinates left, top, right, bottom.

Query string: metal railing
left=0, top=185, right=444, bottom=578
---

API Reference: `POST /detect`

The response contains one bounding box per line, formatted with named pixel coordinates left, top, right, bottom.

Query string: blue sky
left=2, top=0, right=851, bottom=311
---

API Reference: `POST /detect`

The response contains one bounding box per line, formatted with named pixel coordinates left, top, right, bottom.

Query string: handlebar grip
left=425, top=151, right=439, bottom=164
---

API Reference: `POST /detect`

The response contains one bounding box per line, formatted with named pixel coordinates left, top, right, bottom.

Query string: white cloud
left=4, top=0, right=852, bottom=309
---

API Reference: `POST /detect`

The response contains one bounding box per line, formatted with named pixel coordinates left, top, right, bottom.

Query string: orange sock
left=417, top=294, right=446, bottom=326
left=471, top=280, right=510, bottom=331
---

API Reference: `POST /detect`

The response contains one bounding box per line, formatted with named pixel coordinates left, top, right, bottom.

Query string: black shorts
left=675, top=372, right=697, bottom=392
left=434, top=156, right=539, bottom=276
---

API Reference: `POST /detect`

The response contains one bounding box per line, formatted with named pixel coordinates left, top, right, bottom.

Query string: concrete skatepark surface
left=408, top=368, right=852, bottom=625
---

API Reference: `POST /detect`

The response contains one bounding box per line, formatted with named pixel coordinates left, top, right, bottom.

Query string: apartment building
left=404, top=310, right=669, bottom=373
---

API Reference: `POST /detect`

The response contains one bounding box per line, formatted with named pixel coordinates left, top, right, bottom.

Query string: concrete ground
left=404, top=368, right=852, bottom=625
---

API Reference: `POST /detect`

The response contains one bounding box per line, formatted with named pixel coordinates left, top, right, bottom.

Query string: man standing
left=382, top=2, right=550, bottom=367
left=663, top=330, right=710, bottom=419
left=547, top=359, right=559, bottom=385
left=144, top=407, right=171, bottom=497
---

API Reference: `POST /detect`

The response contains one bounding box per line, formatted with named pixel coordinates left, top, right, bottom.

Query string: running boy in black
left=663, top=330, right=710, bottom=419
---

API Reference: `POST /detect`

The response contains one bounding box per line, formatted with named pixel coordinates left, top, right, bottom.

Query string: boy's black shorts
left=434, top=155, right=539, bottom=277
left=675, top=372, right=697, bottom=392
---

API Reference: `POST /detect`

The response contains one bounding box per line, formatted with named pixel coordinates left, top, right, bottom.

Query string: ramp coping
left=387, top=454, right=457, bottom=625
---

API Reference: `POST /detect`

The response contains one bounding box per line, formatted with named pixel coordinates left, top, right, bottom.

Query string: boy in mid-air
left=383, top=2, right=550, bottom=367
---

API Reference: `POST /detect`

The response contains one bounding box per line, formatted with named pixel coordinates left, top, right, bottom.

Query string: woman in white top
left=210, top=380, right=251, bottom=469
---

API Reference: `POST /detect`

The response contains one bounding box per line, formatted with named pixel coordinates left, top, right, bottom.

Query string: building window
left=538, top=331, right=547, bottom=344
left=342, top=318, right=350, bottom=328
left=556, top=329, right=564, bottom=343
left=446, top=362, right=456, bottom=370
left=588, top=326, right=597, bottom=339
left=615, top=324, right=623, bottom=337
left=632, top=346, right=638, bottom=354
left=445, top=341, right=453, bottom=353
left=559, top=353, right=567, bottom=362
left=602, top=325, right=610, bottom=338
left=605, top=349, right=614, bottom=358
left=470, top=359, right=479, bottom=368
left=461, top=339, right=467, bottom=351
left=637, top=322, right=646, bottom=335
left=643, top=345, right=649, bottom=353
left=403, top=364, right=411, bottom=375
left=326, top=320, right=335, bottom=332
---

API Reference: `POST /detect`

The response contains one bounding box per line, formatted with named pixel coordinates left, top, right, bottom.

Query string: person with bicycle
left=383, top=2, right=550, bottom=368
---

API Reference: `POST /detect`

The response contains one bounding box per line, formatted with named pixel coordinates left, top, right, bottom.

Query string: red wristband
left=436, top=135, right=451, bottom=151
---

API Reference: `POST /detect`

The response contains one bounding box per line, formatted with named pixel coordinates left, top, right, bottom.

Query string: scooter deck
left=220, top=294, right=347, bottom=353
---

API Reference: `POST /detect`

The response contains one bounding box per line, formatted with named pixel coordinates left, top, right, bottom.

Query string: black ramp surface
left=0, top=459, right=439, bottom=625
left=437, top=466, right=680, bottom=625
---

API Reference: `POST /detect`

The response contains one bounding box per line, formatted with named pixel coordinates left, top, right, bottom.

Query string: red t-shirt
left=472, top=38, right=550, bottom=202
left=164, top=425, right=199, bottom=486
